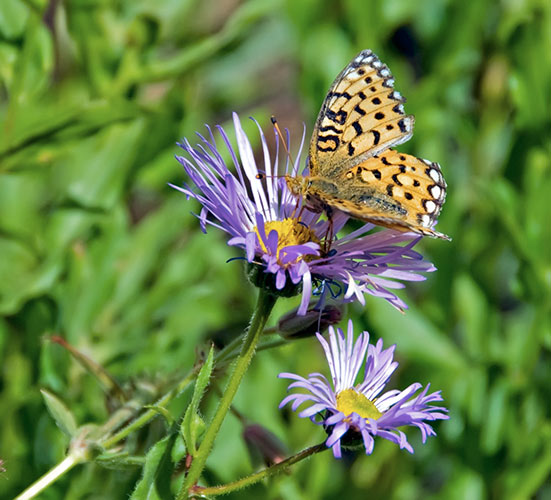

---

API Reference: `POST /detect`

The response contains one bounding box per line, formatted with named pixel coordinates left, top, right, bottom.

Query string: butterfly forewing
left=311, top=49, right=414, bottom=175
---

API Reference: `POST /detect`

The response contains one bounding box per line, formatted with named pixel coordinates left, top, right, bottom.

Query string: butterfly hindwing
left=327, top=150, right=448, bottom=239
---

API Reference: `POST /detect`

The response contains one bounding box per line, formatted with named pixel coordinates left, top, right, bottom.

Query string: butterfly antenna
left=270, top=116, right=305, bottom=217
left=271, top=116, right=295, bottom=168
left=255, top=116, right=295, bottom=181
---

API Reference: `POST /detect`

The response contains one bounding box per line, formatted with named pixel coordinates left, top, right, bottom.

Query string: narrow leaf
left=181, top=346, right=214, bottom=455
left=40, top=389, right=78, bottom=437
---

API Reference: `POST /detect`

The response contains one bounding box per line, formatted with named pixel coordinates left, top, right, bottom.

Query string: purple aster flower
left=172, top=113, right=436, bottom=314
left=279, top=320, right=448, bottom=458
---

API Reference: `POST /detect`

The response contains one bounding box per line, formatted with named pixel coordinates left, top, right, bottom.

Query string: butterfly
left=286, top=49, right=450, bottom=241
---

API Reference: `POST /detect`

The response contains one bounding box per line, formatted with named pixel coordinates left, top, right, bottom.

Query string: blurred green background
left=1, top=0, right=550, bottom=498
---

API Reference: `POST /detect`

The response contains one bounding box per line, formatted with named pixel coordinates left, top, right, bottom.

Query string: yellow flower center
left=254, top=219, right=319, bottom=264
left=336, top=388, right=382, bottom=420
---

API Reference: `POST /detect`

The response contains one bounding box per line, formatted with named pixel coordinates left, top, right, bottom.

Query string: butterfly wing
left=309, top=49, right=414, bottom=177
left=317, top=150, right=450, bottom=240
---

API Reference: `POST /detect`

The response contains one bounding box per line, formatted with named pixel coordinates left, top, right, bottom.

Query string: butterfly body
left=287, top=49, right=450, bottom=241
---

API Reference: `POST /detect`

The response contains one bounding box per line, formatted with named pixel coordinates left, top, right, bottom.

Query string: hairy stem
left=177, top=289, right=277, bottom=499
left=193, top=443, right=327, bottom=496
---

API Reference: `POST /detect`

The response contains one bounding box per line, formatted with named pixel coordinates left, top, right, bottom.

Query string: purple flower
left=172, top=113, right=436, bottom=314
left=279, top=321, right=448, bottom=458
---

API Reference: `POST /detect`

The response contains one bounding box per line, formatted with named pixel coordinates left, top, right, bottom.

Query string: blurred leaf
left=480, top=378, right=509, bottom=454
left=0, top=0, right=29, bottom=40
left=40, top=389, right=78, bottom=437
left=452, top=274, right=489, bottom=358
left=364, top=295, right=466, bottom=371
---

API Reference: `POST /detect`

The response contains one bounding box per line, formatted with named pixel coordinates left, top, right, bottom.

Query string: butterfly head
left=285, top=175, right=310, bottom=198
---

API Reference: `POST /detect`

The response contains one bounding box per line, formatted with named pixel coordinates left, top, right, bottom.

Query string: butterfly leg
left=322, top=207, right=335, bottom=255
left=291, top=197, right=306, bottom=221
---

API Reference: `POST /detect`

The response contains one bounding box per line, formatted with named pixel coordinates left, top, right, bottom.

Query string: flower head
left=173, top=113, right=436, bottom=313
left=279, top=320, right=448, bottom=458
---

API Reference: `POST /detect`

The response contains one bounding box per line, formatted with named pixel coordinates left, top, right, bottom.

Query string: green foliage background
left=0, top=0, right=549, bottom=498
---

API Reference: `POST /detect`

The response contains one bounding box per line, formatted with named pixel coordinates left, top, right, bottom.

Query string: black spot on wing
left=354, top=104, right=366, bottom=116
left=329, top=91, right=352, bottom=100
left=371, top=130, right=380, bottom=145
left=392, top=174, right=402, bottom=186
left=392, top=104, right=404, bottom=114
left=325, top=109, right=348, bottom=125
left=317, top=134, right=340, bottom=152
left=398, top=119, right=408, bottom=133
left=352, top=121, right=363, bottom=137
left=319, top=124, right=342, bottom=133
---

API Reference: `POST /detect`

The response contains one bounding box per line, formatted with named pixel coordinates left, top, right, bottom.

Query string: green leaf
left=0, top=0, right=29, bottom=40
left=481, top=378, right=510, bottom=454
left=131, top=434, right=176, bottom=500
left=363, top=295, right=466, bottom=371
left=95, top=451, right=145, bottom=470
left=181, top=345, right=214, bottom=455
left=40, top=389, right=78, bottom=437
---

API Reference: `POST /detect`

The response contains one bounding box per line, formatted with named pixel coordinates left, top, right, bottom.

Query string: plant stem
left=177, top=289, right=277, bottom=499
left=192, top=443, right=327, bottom=496
left=14, top=454, right=81, bottom=500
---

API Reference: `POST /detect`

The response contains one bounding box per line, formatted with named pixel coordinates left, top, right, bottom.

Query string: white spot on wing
left=425, top=200, right=436, bottom=213
left=421, top=214, right=431, bottom=227
left=429, top=168, right=440, bottom=182
left=430, top=185, right=442, bottom=199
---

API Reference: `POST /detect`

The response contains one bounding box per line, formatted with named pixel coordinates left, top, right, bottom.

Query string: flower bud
left=277, top=304, right=343, bottom=339
left=243, top=424, right=287, bottom=467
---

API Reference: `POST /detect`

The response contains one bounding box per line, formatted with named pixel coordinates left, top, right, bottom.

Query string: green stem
left=192, top=443, right=327, bottom=497
left=177, top=290, right=277, bottom=499
left=14, top=453, right=81, bottom=500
